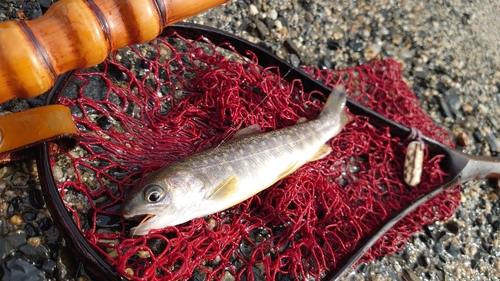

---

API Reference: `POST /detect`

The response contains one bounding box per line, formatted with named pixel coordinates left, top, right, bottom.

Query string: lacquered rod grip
left=0, top=0, right=227, bottom=103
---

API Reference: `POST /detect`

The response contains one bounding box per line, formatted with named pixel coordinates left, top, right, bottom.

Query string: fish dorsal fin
left=207, top=176, right=239, bottom=201
left=231, top=124, right=261, bottom=140
left=308, top=144, right=332, bottom=162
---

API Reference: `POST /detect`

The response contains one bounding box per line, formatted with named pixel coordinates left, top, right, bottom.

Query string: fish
left=120, top=85, right=349, bottom=236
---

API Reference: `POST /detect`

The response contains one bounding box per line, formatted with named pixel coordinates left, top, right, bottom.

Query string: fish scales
left=121, top=86, right=349, bottom=235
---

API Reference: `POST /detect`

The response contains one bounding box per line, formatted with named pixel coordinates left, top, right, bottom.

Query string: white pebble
left=249, top=4, right=258, bottom=16
left=52, top=166, right=64, bottom=182
left=267, top=9, right=278, bottom=20
left=273, top=20, right=283, bottom=31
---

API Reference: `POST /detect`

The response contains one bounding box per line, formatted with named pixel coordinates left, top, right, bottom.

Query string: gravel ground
left=0, top=0, right=499, bottom=280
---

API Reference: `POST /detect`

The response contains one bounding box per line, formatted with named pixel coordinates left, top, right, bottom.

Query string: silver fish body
left=121, top=86, right=349, bottom=236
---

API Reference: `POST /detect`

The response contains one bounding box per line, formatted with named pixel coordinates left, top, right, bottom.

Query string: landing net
left=51, top=31, right=459, bottom=280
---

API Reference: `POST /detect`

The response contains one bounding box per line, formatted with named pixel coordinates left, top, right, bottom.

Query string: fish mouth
left=123, top=213, right=154, bottom=222
left=130, top=214, right=157, bottom=236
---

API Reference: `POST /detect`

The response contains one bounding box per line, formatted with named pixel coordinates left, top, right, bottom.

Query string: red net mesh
left=52, top=32, right=460, bottom=280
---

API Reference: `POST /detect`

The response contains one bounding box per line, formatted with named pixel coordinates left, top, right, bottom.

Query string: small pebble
left=27, top=236, right=42, bottom=247
left=11, top=171, right=29, bottom=186
left=254, top=19, right=270, bottom=37
left=52, top=165, right=64, bottom=182
left=267, top=9, right=277, bottom=20
left=137, top=250, right=150, bottom=258
left=249, top=4, right=258, bottom=16
left=457, top=131, right=471, bottom=146
left=273, top=19, right=282, bottom=31
left=9, top=214, right=24, bottom=226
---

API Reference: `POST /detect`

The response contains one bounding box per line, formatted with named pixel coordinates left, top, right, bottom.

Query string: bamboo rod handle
left=0, top=0, right=227, bottom=103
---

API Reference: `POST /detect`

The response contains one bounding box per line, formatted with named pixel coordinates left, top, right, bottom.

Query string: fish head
left=120, top=167, right=204, bottom=236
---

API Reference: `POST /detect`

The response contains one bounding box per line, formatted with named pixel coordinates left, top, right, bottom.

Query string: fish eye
left=144, top=184, right=165, bottom=203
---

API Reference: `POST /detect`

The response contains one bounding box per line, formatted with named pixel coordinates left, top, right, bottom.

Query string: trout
left=121, top=86, right=349, bottom=236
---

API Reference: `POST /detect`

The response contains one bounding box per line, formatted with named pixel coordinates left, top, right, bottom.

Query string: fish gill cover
left=51, top=32, right=459, bottom=280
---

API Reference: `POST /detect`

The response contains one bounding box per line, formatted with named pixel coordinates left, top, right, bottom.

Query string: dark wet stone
left=245, top=21, right=257, bottom=34
left=470, top=259, right=478, bottom=269
left=38, top=0, right=52, bottom=9
left=481, top=241, right=492, bottom=254
left=258, top=41, right=279, bottom=52
left=434, top=95, right=454, bottom=119
left=5, top=233, right=27, bottom=251
left=491, top=220, right=500, bottom=232
left=38, top=217, right=53, bottom=232
left=264, top=17, right=274, bottom=30
left=380, top=9, right=390, bottom=20
left=254, top=19, right=270, bottom=37
left=240, top=18, right=252, bottom=33
left=417, top=254, right=429, bottom=267
left=462, top=13, right=471, bottom=25
left=473, top=129, right=484, bottom=142
left=423, top=224, right=436, bottom=239
left=289, top=53, right=300, bottom=67
left=326, top=38, right=343, bottom=50
left=7, top=196, right=23, bottom=217
left=29, top=188, right=44, bottom=210
left=97, top=116, right=112, bottom=130
left=23, top=212, right=37, bottom=222
left=95, top=214, right=121, bottom=228
left=188, top=269, right=207, bottom=281
left=347, top=37, right=363, bottom=52
left=19, top=243, right=50, bottom=261
left=485, top=133, right=499, bottom=155
left=41, top=259, right=57, bottom=276
left=24, top=223, right=39, bottom=237
left=413, top=64, right=429, bottom=80
left=304, top=11, right=314, bottom=22
left=318, top=58, right=333, bottom=70
left=239, top=240, right=253, bottom=259
left=23, top=2, right=42, bottom=19
left=445, top=221, right=460, bottom=235
left=418, top=234, right=428, bottom=244
left=435, top=82, right=448, bottom=94
left=44, top=226, right=61, bottom=245
left=146, top=238, right=167, bottom=255
left=2, top=255, right=47, bottom=281
left=276, top=272, right=296, bottom=281
left=89, top=144, right=106, bottom=154
left=283, top=39, right=301, bottom=55
left=436, top=231, right=449, bottom=242
left=277, top=17, right=288, bottom=28
left=445, top=243, right=460, bottom=257
left=445, top=89, right=461, bottom=110
left=433, top=241, right=443, bottom=253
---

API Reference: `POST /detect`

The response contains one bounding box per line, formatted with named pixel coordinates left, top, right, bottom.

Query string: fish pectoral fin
left=231, top=124, right=261, bottom=140
left=308, top=144, right=332, bottom=162
left=207, top=176, right=239, bottom=201
left=276, top=161, right=303, bottom=181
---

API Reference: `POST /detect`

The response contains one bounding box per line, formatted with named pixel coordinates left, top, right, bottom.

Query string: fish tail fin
left=319, top=85, right=349, bottom=127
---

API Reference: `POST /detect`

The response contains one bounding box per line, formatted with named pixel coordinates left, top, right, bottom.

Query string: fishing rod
left=0, top=0, right=227, bottom=104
